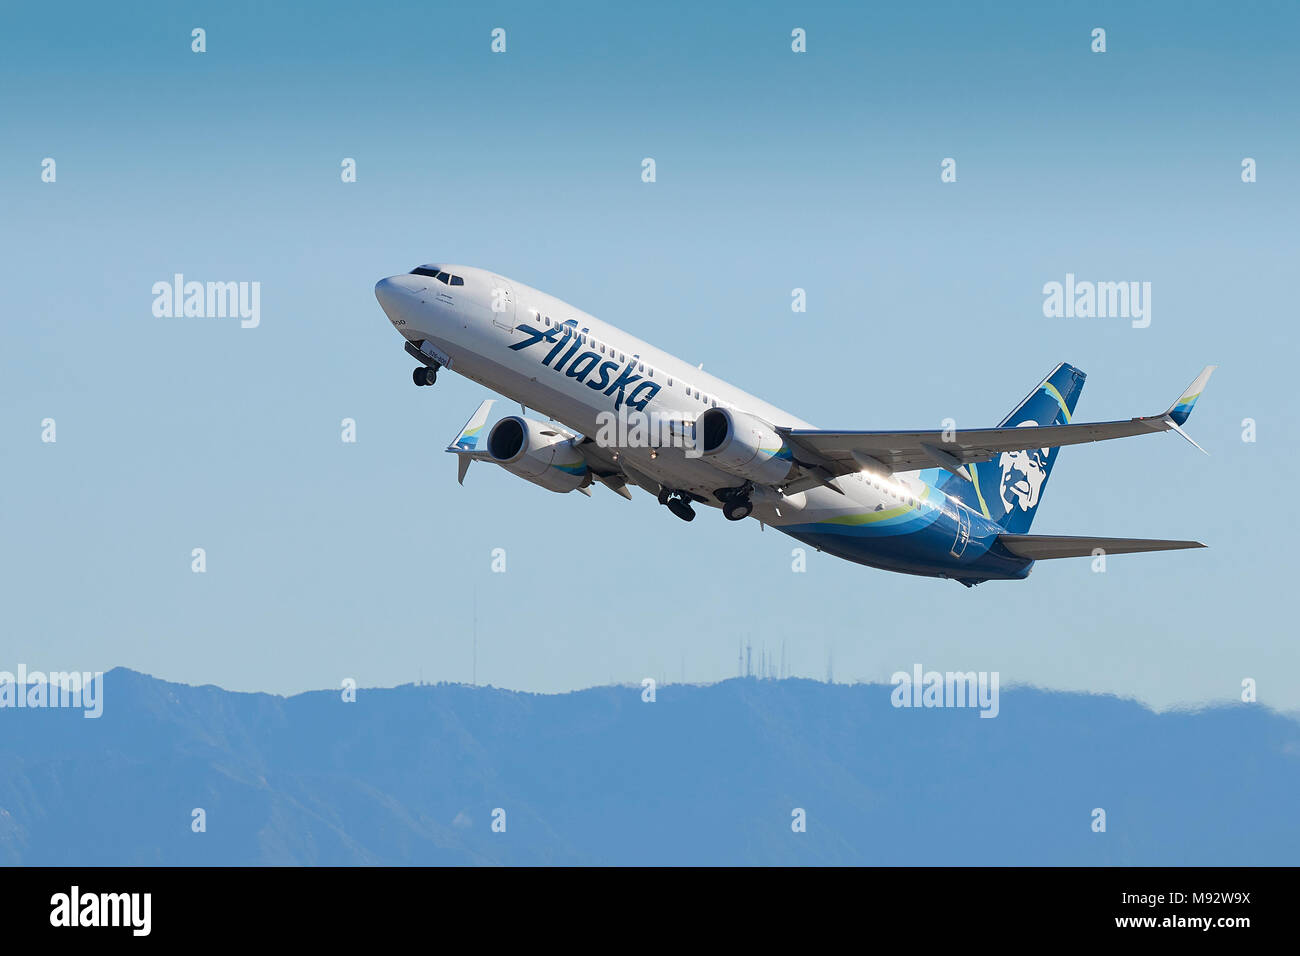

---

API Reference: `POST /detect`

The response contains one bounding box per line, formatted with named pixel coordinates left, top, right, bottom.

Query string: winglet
left=1165, top=366, right=1216, bottom=426
left=447, top=399, right=495, bottom=485
left=1164, top=416, right=1209, bottom=455
left=446, top=400, right=494, bottom=454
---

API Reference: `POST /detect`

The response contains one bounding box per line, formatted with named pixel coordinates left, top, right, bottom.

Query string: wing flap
left=998, top=534, right=1206, bottom=560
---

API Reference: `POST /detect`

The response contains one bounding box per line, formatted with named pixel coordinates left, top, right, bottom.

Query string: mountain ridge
left=1, top=667, right=1295, bottom=865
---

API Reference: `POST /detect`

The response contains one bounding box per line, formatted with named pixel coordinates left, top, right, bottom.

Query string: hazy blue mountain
left=1, top=668, right=1296, bottom=865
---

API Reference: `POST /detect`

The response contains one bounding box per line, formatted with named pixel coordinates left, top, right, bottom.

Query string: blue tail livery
left=938, top=363, right=1087, bottom=534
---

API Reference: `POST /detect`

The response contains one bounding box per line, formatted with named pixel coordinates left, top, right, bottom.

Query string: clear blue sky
left=3, top=0, right=1296, bottom=710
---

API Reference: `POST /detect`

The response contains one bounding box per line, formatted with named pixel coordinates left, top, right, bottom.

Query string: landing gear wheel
left=412, top=366, right=438, bottom=386
left=657, top=487, right=671, bottom=506
left=667, top=498, right=696, bottom=522
left=723, top=497, right=753, bottom=521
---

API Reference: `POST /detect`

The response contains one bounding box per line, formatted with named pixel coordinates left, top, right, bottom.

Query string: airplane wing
left=779, top=366, right=1216, bottom=481
left=445, top=399, right=623, bottom=499
left=568, top=408, right=703, bottom=502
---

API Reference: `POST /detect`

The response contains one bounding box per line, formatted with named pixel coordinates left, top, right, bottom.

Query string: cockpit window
left=410, top=266, right=465, bottom=286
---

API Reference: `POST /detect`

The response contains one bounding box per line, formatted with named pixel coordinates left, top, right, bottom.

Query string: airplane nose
left=375, top=274, right=427, bottom=317
left=374, top=276, right=403, bottom=310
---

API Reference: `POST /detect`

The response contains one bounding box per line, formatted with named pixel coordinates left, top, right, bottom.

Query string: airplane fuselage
left=375, top=265, right=1036, bottom=584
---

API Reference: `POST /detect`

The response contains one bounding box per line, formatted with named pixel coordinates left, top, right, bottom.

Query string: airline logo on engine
left=509, top=320, right=662, bottom=412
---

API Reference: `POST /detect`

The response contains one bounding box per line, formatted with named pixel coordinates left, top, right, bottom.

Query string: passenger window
left=599, top=344, right=605, bottom=354
left=638, top=363, right=644, bottom=373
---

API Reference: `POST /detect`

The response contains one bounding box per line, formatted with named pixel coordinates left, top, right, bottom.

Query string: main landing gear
left=722, top=497, right=753, bottom=522
left=412, top=364, right=439, bottom=387
left=717, top=483, right=754, bottom=522
left=658, top=487, right=696, bottom=522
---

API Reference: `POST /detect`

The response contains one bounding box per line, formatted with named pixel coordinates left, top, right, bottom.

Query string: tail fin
left=938, top=363, right=1086, bottom=533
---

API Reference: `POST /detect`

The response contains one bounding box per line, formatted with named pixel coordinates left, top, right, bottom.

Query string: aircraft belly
left=773, top=491, right=1032, bottom=581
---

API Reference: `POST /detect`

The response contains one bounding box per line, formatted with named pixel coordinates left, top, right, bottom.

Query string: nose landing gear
left=658, top=487, right=696, bottom=522
left=667, top=498, right=696, bottom=522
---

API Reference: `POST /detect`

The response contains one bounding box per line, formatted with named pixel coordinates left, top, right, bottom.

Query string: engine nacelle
left=487, top=416, right=590, bottom=493
left=698, top=407, right=798, bottom=486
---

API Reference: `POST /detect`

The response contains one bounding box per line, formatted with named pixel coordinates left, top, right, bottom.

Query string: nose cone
left=375, top=275, right=417, bottom=312
left=375, top=274, right=433, bottom=334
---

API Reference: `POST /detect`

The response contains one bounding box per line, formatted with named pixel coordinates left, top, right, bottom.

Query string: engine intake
left=487, top=416, right=590, bottom=493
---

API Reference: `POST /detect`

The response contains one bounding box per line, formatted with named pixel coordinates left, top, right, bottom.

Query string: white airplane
left=376, top=265, right=1214, bottom=586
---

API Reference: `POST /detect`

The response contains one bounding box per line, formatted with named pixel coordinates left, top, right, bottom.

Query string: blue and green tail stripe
left=1167, top=366, right=1217, bottom=426
left=936, top=362, right=1086, bottom=535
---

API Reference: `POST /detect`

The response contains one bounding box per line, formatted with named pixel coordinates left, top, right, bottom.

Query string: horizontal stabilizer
left=998, top=533, right=1206, bottom=561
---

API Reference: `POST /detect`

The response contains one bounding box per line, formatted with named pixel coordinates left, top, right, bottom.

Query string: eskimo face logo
left=508, top=319, right=662, bottom=412
left=997, top=422, right=1049, bottom=513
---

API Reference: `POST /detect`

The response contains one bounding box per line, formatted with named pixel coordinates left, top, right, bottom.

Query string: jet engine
left=697, top=407, right=799, bottom=486
left=487, top=416, right=591, bottom=493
